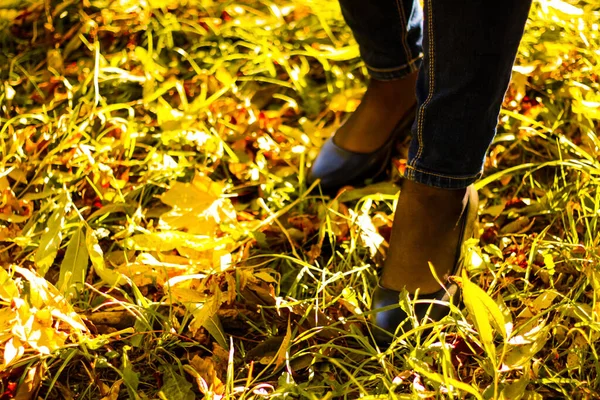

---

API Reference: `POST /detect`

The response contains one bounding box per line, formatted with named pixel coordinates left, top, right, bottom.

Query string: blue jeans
left=338, top=0, right=532, bottom=189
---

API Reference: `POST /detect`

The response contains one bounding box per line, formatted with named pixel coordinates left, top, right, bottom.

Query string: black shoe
left=307, top=105, right=416, bottom=193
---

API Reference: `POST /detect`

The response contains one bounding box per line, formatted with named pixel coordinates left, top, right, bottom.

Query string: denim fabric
left=338, top=0, right=423, bottom=81
left=338, top=0, right=532, bottom=189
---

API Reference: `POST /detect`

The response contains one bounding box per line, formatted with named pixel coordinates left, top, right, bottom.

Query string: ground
left=0, top=0, right=600, bottom=399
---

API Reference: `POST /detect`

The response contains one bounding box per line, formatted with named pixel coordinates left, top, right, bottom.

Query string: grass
left=0, top=0, right=600, bottom=398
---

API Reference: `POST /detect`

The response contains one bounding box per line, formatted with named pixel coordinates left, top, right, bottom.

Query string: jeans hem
left=404, top=165, right=481, bottom=189
left=366, top=56, right=423, bottom=81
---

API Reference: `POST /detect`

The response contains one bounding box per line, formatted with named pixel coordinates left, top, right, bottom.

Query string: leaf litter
left=0, top=0, right=600, bottom=398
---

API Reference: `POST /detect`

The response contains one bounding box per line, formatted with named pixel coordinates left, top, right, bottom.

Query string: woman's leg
left=381, top=0, right=532, bottom=294
left=334, top=0, right=423, bottom=153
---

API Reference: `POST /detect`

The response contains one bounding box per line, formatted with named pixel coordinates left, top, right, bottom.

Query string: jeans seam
left=393, top=0, right=417, bottom=73
left=365, top=55, right=422, bottom=73
left=406, top=165, right=482, bottom=180
left=411, top=0, right=435, bottom=179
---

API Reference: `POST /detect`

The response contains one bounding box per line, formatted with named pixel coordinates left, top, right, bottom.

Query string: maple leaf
left=159, top=175, right=236, bottom=235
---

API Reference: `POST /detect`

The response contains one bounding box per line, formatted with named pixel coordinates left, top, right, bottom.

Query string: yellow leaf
left=50, top=308, right=88, bottom=332
left=126, top=231, right=232, bottom=253
left=0, top=308, right=16, bottom=332
left=159, top=175, right=236, bottom=235
left=12, top=266, right=87, bottom=333
left=461, top=272, right=497, bottom=360
left=14, top=267, right=50, bottom=309
left=463, top=271, right=511, bottom=339
left=544, top=0, right=584, bottom=16
left=115, top=253, right=179, bottom=287
left=0, top=175, right=8, bottom=191
left=35, top=194, right=67, bottom=276
left=254, top=271, right=278, bottom=284
left=517, top=291, right=559, bottom=319
left=189, top=293, right=224, bottom=334
left=27, top=325, right=66, bottom=354
left=87, top=229, right=123, bottom=286
left=215, top=67, right=235, bottom=87
left=504, top=322, right=549, bottom=370
left=328, top=94, right=348, bottom=112
left=169, top=287, right=211, bottom=303
left=58, top=227, right=89, bottom=298
left=0, top=267, right=18, bottom=301
left=236, top=269, right=258, bottom=291
left=4, top=337, right=24, bottom=367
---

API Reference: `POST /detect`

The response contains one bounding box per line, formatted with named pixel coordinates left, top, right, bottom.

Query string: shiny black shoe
left=370, top=184, right=479, bottom=346
left=307, top=105, right=416, bottom=193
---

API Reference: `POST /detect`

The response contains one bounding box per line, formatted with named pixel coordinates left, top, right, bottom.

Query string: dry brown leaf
left=236, top=269, right=259, bottom=291
left=85, top=311, right=136, bottom=329
left=273, top=318, right=292, bottom=371
left=211, top=343, right=230, bottom=376
left=224, top=273, right=237, bottom=305
left=14, top=364, right=44, bottom=400
left=500, top=216, right=533, bottom=234
left=189, top=290, right=225, bottom=334
left=100, top=380, right=123, bottom=400
left=188, top=355, right=225, bottom=397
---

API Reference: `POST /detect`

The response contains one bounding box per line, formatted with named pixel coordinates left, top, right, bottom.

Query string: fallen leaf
left=35, top=194, right=68, bottom=276
left=14, top=363, right=45, bottom=400
left=0, top=267, right=19, bottom=301
left=159, top=175, right=236, bottom=235
left=87, top=229, right=123, bottom=286
left=159, top=366, right=194, bottom=400
left=57, top=227, right=89, bottom=298
left=273, top=318, right=292, bottom=371
left=189, top=291, right=225, bottom=334
left=187, top=355, right=225, bottom=398
left=100, top=380, right=122, bottom=400
left=500, top=216, right=533, bottom=235
left=3, top=337, right=24, bottom=367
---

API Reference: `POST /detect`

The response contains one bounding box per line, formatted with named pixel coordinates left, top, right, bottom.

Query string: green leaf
left=500, top=373, right=530, bottom=400
left=121, top=346, right=140, bottom=399
left=202, top=316, right=229, bottom=350
left=35, top=194, right=68, bottom=277
left=123, top=366, right=139, bottom=393
left=86, top=229, right=123, bottom=286
left=159, top=366, right=194, bottom=400
left=57, top=226, right=89, bottom=298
